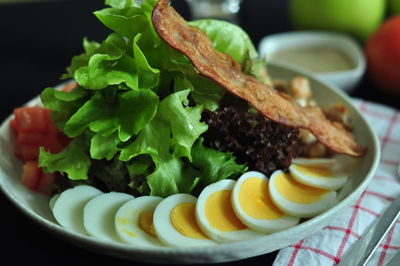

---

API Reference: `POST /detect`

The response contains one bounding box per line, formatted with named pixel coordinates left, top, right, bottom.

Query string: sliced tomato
left=43, top=138, right=65, bottom=154
left=14, top=148, right=22, bottom=161
left=11, top=106, right=70, bottom=161
left=57, top=132, right=71, bottom=147
left=13, top=106, right=49, bottom=133
left=16, top=131, right=48, bottom=146
left=11, top=106, right=68, bottom=193
left=19, top=145, right=40, bottom=161
left=9, top=118, right=19, bottom=136
left=37, top=172, right=58, bottom=195
left=21, top=161, right=42, bottom=191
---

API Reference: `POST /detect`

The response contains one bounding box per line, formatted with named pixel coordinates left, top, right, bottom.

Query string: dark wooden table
left=0, top=1, right=398, bottom=265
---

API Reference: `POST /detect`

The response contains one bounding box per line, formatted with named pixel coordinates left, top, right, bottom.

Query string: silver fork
left=338, top=164, right=400, bottom=266
left=398, top=163, right=400, bottom=179
left=386, top=249, right=400, bottom=266
left=384, top=163, right=400, bottom=266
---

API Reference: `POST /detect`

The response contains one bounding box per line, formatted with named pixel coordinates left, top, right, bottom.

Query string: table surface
left=0, top=1, right=398, bottom=265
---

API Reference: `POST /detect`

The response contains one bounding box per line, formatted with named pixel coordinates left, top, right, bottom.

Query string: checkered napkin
left=274, top=99, right=400, bottom=266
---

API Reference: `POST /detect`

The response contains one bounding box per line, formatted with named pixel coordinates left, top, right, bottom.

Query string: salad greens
left=38, top=0, right=261, bottom=197
left=189, top=19, right=258, bottom=65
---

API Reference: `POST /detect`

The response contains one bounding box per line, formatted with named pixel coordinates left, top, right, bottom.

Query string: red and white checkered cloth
left=274, top=99, right=400, bottom=266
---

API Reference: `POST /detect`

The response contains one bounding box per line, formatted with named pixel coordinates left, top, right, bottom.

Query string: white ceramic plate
left=0, top=64, right=380, bottom=264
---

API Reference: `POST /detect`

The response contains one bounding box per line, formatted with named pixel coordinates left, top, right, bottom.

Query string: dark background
left=0, top=0, right=398, bottom=265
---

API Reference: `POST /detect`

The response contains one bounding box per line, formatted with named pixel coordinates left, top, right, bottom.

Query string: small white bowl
left=258, top=31, right=366, bottom=93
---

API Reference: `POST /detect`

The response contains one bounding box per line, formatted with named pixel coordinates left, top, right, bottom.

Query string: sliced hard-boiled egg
left=196, top=179, right=262, bottom=243
left=153, top=194, right=215, bottom=247
left=292, top=157, right=336, bottom=168
left=231, top=171, right=300, bottom=233
left=52, top=185, right=102, bottom=234
left=49, top=193, right=60, bottom=210
left=115, top=196, right=164, bottom=247
left=83, top=192, right=134, bottom=242
left=332, top=153, right=363, bottom=173
left=289, top=163, right=348, bottom=190
left=269, top=170, right=336, bottom=218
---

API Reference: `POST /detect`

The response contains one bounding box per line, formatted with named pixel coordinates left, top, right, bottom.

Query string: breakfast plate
left=0, top=63, right=379, bottom=264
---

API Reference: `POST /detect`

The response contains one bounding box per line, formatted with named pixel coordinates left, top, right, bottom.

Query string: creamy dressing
left=270, top=47, right=355, bottom=73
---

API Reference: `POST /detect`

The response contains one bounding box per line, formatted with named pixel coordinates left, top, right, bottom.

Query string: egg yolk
left=121, top=229, right=137, bottom=238
left=205, top=190, right=247, bottom=231
left=139, top=211, right=157, bottom=237
left=274, top=172, right=328, bottom=204
left=293, top=164, right=333, bottom=178
left=239, top=177, right=284, bottom=219
left=170, top=202, right=208, bottom=239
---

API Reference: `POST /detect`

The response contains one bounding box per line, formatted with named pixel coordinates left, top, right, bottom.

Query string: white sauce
left=270, top=47, right=354, bottom=73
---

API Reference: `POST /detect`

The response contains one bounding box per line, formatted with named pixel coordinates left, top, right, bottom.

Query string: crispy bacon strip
left=152, top=0, right=365, bottom=157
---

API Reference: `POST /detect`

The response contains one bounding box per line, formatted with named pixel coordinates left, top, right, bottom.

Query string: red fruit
left=365, top=16, right=400, bottom=96
left=21, top=161, right=42, bottom=191
left=13, top=106, right=49, bottom=133
left=37, top=173, right=58, bottom=195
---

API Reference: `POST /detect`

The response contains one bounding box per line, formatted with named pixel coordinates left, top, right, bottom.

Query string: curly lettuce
left=38, top=0, right=258, bottom=197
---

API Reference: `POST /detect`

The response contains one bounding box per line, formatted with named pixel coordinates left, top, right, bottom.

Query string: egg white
left=269, top=170, right=337, bottom=218
left=49, top=193, right=60, bottom=211
left=115, top=196, right=165, bottom=247
left=289, top=164, right=348, bottom=190
left=232, top=171, right=300, bottom=233
left=153, top=194, right=215, bottom=247
left=52, top=185, right=102, bottom=234
left=83, top=192, right=134, bottom=242
left=196, top=179, right=262, bottom=243
left=292, top=157, right=336, bottom=168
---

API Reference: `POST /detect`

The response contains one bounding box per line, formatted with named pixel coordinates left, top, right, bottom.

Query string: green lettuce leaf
left=191, top=138, right=247, bottom=187
left=64, top=88, right=159, bottom=141
left=166, top=59, right=225, bottom=111
left=133, top=33, right=160, bottom=89
left=159, top=90, right=208, bottom=160
left=185, top=75, right=225, bottom=111
left=96, top=0, right=159, bottom=47
left=40, top=86, right=90, bottom=131
left=94, top=6, right=146, bottom=39
left=62, top=38, right=100, bottom=79
left=90, top=131, right=121, bottom=160
left=105, top=0, right=137, bottom=8
left=119, top=89, right=207, bottom=196
left=41, top=86, right=87, bottom=113
left=74, top=34, right=139, bottom=90
left=190, top=19, right=258, bottom=64
left=120, top=89, right=207, bottom=161
left=73, top=33, right=160, bottom=91
left=145, top=156, right=201, bottom=197
left=39, top=138, right=91, bottom=180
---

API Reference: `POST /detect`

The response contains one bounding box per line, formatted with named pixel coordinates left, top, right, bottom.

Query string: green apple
left=290, top=0, right=386, bottom=41
left=388, top=0, right=400, bottom=15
